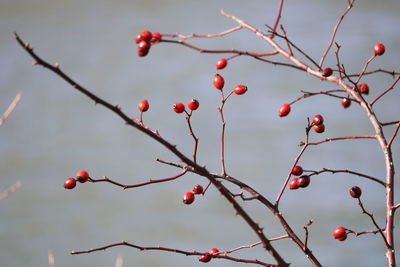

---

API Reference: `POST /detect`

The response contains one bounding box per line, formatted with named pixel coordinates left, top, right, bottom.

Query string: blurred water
left=1, top=0, right=400, bottom=266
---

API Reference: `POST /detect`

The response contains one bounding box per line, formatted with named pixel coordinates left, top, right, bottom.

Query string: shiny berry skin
left=374, top=43, right=385, bottom=56
left=192, top=184, right=203, bottom=194
left=216, top=58, right=228, bottom=69
left=64, top=177, right=76, bottom=189
left=138, top=99, right=149, bottom=112
left=278, top=104, right=291, bottom=117
left=312, top=114, right=324, bottom=125
left=182, top=191, right=195, bottom=204
left=173, top=102, right=185, bottom=113
left=187, top=99, right=199, bottom=111
left=341, top=97, right=351, bottom=108
left=199, top=255, right=211, bottom=263
left=137, top=49, right=149, bottom=57
left=333, top=226, right=347, bottom=240
left=357, top=83, right=369, bottom=95
left=138, top=40, right=151, bottom=52
left=151, top=32, right=162, bottom=43
left=198, top=248, right=219, bottom=263
left=213, top=74, right=225, bottom=90
left=233, top=85, right=248, bottom=95
left=322, top=67, right=333, bottom=77
left=289, top=178, right=299, bottom=190
left=298, top=175, right=310, bottom=188
left=76, top=170, right=89, bottom=183
left=350, top=186, right=362, bottom=198
left=140, top=30, right=152, bottom=43
left=313, top=123, right=325, bottom=133
left=135, top=34, right=142, bottom=44
left=291, top=165, right=303, bottom=176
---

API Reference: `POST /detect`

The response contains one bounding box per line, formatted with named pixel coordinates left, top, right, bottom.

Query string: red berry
left=322, top=67, right=333, bottom=77
left=140, top=30, right=152, bottom=43
left=349, top=186, right=362, bottom=198
left=138, top=40, right=151, bottom=52
left=341, top=97, right=351, bottom=108
left=291, top=165, right=303, bottom=176
left=374, top=43, right=385, bottom=56
left=357, top=83, right=369, bottom=95
left=64, top=177, right=76, bottom=189
left=137, top=49, right=149, bottom=57
left=76, top=170, right=89, bottom=183
left=213, top=74, right=225, bottom=90
left=216, top=58, right=228, bottom=69
left=135, top=34, right=143, bottom=44
left=313, top=123, right=325, bottom=133
left=289, top=178, right=299, bottom=190
left=208, top=248, right=219, bottom=254
left=312, top=114, right=324, bottom=125
left=298, top=175, right=310, bottom=188
left=333, top=226, right=347, bottom=240
left=138, top=99, right=149, bottom=112
left=173, top=102, right=185, bottom=113
left=151, top=32, right=162, bottom=43
left=199, top=247, right=219, bottom=262
left=233, top=85, right=248, bottom=95
left=187, top=99, right=199, bottom=111
left=278, top=104, right=291, bottom=117
left=199, top=255, right=211, bottom=263
left=182, top=191, right=195, bottom=204
left=192, top=184, right=203, bottom=194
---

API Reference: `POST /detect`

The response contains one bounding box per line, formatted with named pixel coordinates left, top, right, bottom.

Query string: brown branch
left=302, top=135, right=376, bottom=146
left=185, top=111, right=199, bottom=163
left=319, top=0, right=354, bottom=67
left=303, top=220, right=313, bottom=251
left=381, top=121, right=400, bottom=126
left=15, top=32, right=288, bottom=266
left=347, top=69, right=400, bottom=77
left=89, top=170, right=187, bottom=189
left=387, top=122, right=400, bottom=149
left=290, top=89, right=353, bottom=105
left=356, top=198, right=389, bottom=247
left=370, top=75, right=400, bottom=106
left=308, top=168, right=385, bottom=186
left=0, top=92, right=21, bottom=127
left=275, top=124, right=311, bottom=205
left=71, top=240, right=274, bottom=266
left=279, top=25, right=293, bottom=56
left=269, top=0, right=284, bottom=38
left=163, top=25, right=243, bottom=40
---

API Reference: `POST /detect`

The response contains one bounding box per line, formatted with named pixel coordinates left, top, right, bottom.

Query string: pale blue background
left=1, top=0, right=400, bottom=266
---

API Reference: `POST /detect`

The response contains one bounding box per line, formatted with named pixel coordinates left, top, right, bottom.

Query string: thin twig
left=301, top=135, right=376, bottom=146
left=357, top=198, right=390, bottom=247
left=71, top=241, right=274, bottom=266
left=0, top=180, right=23, bottom=200
left=88, top=170, right=187, bottom=189
left=319, top=0, right=355, bottom=67
left=0, top=92, right=21, bottom=127
left=370, top=75, right=400, bottom=106
left=387, top=122, right=400, bottom=148
left=308, top=168, right=385, bottom=187
left=163, top=25, right=243, bottom=40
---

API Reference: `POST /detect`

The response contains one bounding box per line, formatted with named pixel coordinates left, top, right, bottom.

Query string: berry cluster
left=182, top=184, right=204, bottom=205
left=135, top=30, right=162, bottom=57
left=199, top=248, right=219, bottom=263
left=63, top=170, right=90, bottom=189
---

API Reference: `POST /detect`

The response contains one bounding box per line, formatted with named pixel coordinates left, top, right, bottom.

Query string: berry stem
left=185, top=112, right=199, bottom=163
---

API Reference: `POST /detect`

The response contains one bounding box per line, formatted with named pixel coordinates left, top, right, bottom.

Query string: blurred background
left=1, top=0, right=399, bottom=266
